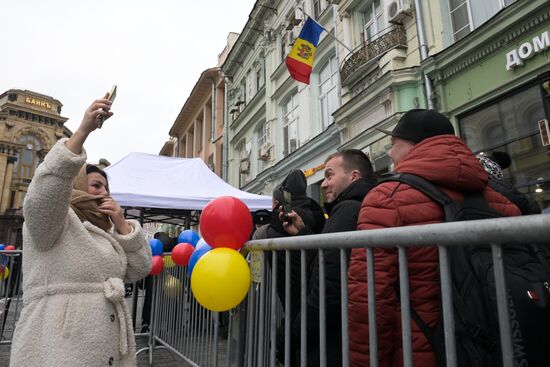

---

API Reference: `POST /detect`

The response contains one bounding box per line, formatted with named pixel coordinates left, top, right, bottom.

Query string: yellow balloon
left=0, top=266, right=9, bottom=280
left=164, top=274, right=182, bottom=298
left=191, top=248, right=251, bottom=312
left=163, top=255, right=175, bottom=268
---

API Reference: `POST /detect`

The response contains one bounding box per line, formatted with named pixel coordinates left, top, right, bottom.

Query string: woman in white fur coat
left=10, top=95, right=152, bottom=367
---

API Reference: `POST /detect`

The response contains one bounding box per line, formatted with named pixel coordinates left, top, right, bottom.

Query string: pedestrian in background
left=10, top=95, right=152, bottom=367
left=478, top=152, right=541, bottom=215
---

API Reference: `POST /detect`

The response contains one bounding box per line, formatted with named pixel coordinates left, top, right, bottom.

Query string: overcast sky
left=1, top=0, right=256, bottom=164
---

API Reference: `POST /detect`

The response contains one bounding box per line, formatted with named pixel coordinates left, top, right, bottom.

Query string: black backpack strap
left=380, top=173, right=453, bottom=207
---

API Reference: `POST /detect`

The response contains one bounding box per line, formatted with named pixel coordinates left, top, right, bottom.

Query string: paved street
left=0, top=291, right=226, bottom=366
left=1, top=335, right=190, bottom=367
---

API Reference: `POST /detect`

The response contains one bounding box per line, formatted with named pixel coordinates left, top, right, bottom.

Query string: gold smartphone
left=282, top=190, right=292, bottom=223
left=98, top=85, right=117, bottom=128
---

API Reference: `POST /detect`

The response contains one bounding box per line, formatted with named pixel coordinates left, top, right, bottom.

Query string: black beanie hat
left=488, top=151, right=511, bottom=170
left=273, top=169, right=307, bottom=202
left=377, top=109, right=455, bottom=144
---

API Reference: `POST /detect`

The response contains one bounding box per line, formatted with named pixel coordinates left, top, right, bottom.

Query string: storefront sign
left=25, top=97, right=52, bottom=109
left=505, top=31, right=549, bottom=71
left=304, top=163, right=325, bottom=178
left=539, top=119, right=550, bottom=147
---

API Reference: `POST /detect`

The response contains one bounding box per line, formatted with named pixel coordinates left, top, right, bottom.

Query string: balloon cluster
left=0, top=244, right=15, bottom=280
left=191, top=196, right=253, bottom=312
left=145, top=196, right=253, bottom=312
left=149, top=238, right=165, bottom=276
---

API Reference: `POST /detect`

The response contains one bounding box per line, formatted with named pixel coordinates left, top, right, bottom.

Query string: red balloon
left=4, top=245, right=15, bottom=251
left=171, top=243, right=195, bottom=266
left=200, top=196, right=253, bottom=250
left=150, top=255, right=164, bottom=276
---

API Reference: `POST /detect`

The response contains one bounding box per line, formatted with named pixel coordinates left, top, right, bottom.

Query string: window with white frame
left=359, top=0, right=384, bottom=43
left=319, top=55, right=340, bottom=129
left=247, top=70, right=254, bottom=103
left=449, top=0, right=472, bottom=41
left=258, top=121, right=271, bottom=148
left=449, top=0, right=518, bottom=42
left=281, top=33, right=287, bottom=63
left=282, top=93, right=299, bottom=155
left=238, top=140, right=251, bottom=188
left=255, top=65, right=264, bottom=92
left=257, top=121, right=271, bottom=169
left=313, top=0, right=328, bottom=19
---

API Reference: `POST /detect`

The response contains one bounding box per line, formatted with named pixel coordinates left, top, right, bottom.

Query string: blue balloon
left=195, top=238, right=209, bottom=250
left=149, top=239, right=164, bottom=256
left=0, top=244, right=4, bottom=251
left=178, top=230, right=200, bottom=247
left=187, top=244, right=212, bottom=276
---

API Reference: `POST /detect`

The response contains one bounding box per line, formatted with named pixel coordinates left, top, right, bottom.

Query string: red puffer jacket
left=348, top=135, right=521, bottom=367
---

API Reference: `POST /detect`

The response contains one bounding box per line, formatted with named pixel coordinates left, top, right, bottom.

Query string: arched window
left=14, top=135, right=43, bottom=179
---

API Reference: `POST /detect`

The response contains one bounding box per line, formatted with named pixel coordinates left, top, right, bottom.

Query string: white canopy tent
left=104, top=152, right=272, bottom=224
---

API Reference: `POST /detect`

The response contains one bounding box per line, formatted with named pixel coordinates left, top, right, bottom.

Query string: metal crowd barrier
left=0, top=250, right=23, bottom=346
left=137, top=254, right=221, bottom=366
left=3, top=214, right=550, bottom=367
left=235, top=214, right=550, bottom=367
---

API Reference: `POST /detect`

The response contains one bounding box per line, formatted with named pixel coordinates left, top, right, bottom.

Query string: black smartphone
left=282, top=190, right=292, bottom=222
left=98, top=85, right=117, bottom=129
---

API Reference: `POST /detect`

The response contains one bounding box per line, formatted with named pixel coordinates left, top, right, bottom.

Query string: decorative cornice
left=0, top=142, right=24, bottom=157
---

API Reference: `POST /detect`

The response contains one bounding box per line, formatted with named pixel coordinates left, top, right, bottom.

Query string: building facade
left=161, top=33, right=238, bottom=180
left=425, top=0, right=550, bottom=211
left=0, top=89, right=71, bottom=245
left=221, top=0, right=541, bottom=209
left=222, top=0, right=343, bottom=201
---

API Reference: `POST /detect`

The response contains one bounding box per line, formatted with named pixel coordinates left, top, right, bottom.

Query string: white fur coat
left=10, top=139, right=152, bottom=367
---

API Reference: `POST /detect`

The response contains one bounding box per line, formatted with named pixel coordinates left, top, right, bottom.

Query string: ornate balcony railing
left=340, top=25, right=407, bottom=84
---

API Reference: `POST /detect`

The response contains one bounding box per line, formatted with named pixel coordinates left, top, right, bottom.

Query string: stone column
left=0, top=154, right=8, bottom=201
left=0, top=157, right=16, bottom=213
left=14, top=190, right=22, bottom=209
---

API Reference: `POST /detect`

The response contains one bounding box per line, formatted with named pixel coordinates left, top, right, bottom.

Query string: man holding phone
left=282, top=149, right=377, bottom=366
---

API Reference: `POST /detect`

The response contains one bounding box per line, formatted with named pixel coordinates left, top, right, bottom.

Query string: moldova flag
left=285, top=18, right=324, bottom=84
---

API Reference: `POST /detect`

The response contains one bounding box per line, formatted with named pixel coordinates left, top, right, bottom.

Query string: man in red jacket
left=347, top=109, right=520, bottom=367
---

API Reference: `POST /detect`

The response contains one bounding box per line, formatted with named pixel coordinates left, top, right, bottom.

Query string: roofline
left=169, top=67, right=220, bottom=137
left=0, top=89, right=64, bottom=107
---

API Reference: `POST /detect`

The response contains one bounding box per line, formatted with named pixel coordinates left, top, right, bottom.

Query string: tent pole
left=185, top=211, right=190, bottom=230
left=132, top=208, right=146, bottom=328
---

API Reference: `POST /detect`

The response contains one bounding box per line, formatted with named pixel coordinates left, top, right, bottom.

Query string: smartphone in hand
left=282, top=190, right=292, bottom=223
left=98, top=85, right=117, bottom=128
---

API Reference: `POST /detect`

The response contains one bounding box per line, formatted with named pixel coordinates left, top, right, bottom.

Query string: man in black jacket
left=253, top=169, right=326, bottom=365
left=283, top=149, right=377, bottom=366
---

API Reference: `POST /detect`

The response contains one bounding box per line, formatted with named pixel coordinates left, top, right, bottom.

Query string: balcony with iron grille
left=340, top=25, right=407, bottom=84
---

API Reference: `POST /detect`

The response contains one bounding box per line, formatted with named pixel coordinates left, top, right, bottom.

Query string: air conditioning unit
left=387, top=0, right=412, bottom=24
left=239, top=157, right=250, bottom=174
left=258, top=143, right=272, bottom=161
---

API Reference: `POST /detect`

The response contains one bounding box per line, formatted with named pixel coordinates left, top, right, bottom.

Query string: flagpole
left=297, top=7, right=353, bottom=53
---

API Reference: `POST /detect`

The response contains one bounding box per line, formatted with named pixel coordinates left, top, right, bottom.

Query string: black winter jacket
left=253, top=193, right=325, bottom=322
left=489, top=179, right=541, bottom=215
left=294, top=177, right=377, bottom=366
